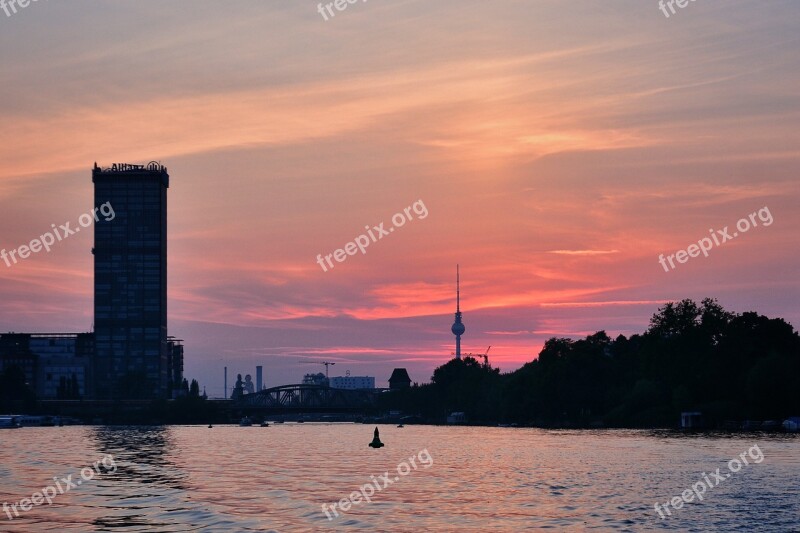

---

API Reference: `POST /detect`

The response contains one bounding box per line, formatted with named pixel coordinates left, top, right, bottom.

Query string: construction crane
left=453, top=346, right=491, bottom=367
left=300, top=360, right=336, bottom=378
left=480, top=346, right=491, bottom=367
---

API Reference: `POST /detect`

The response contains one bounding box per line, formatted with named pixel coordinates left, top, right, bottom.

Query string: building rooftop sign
left=93, top=161, right=167, bottom=173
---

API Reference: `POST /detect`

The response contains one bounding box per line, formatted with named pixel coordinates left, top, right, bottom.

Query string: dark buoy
left=208, top=424, right=213, bottom=428
left=369, top=426, right=384, bottom=448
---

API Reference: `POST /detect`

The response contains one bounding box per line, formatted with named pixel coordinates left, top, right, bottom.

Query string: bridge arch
left=236, top=384, right=378, bottom=411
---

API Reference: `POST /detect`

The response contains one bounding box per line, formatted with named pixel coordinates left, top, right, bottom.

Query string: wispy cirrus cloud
left=540, top=300, right=672, bottom=309
left=547, top=250, right=620, bottom=256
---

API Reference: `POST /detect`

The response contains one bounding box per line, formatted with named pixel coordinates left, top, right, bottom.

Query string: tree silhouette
left=189, top=379, right=200, bottom=398
left=382, top=299, right=800, bottom=427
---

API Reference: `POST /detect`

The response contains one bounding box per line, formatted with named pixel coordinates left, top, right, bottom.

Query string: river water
left=0, top=425, right=797, bottom=532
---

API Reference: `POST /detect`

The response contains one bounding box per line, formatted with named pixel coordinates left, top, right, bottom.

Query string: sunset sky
left=1, top=0, right=798, bottom=395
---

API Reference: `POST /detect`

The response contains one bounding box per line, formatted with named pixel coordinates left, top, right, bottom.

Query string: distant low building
left=0, top=333, right=93, bottom=399
left=329, top=376, right=375, bottom=390
left=167, top=338, right=185, bottom=399
left=0, top=332, right=185, bottom=400
left=303, top=372, right=328, bottom=386
left=388, top=368, right=411, bottom=390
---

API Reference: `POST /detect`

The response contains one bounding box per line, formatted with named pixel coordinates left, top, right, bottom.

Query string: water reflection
left=89, top=426, right=193, bottom=530
left=0, top=426, right=796, bottom=531
left=91, top=426, right=186, bottom=490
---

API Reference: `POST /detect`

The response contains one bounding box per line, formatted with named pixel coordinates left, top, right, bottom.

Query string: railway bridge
left=234, top=384, right=380, bottom=414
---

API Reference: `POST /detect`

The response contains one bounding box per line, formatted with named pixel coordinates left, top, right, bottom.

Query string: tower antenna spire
left=451, top=264, right=465, bottom=360
left=457, top=264, right=460, bottom=312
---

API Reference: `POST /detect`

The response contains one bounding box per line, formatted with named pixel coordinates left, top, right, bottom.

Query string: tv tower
left=451, top=265, right=465, bottom=360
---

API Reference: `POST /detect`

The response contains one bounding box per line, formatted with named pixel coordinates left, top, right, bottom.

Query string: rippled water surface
left=0, top=425, right=798, bottom=531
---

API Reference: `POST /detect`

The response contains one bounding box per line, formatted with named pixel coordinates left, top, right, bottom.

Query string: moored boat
left=0, top=416, right=21, bottom=429
left=783, top=417, right=800, bottom=432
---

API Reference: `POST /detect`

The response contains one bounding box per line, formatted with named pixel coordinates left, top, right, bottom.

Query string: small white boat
left=0, top=416, right=21, bottom=429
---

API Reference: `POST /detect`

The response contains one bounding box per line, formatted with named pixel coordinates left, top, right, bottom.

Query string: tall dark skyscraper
left=92, top=162, right=170, bottom=399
